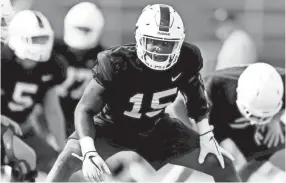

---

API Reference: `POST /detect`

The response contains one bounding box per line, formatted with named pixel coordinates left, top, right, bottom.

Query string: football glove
left=198, top=126, right=234, bottom=169
left=72, top=151, right=111, bottom=182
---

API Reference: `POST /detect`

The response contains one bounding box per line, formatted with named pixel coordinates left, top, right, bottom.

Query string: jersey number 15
left=124, top=88, right=178, bottom=118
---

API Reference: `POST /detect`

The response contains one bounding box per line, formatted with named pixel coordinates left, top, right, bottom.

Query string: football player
left=55, top=2, right=105, bottom=136
left=1, top=0, right=15, bottom=44
left=172, top=62, right=285, bottom=181
left=1, top=10, right=67, bottom=173
left=46, top=4, right=242, bottom=182
left=1, top=115, right=37, bottom=182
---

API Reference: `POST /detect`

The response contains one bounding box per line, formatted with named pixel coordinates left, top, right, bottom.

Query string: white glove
left=72, top=151, right=111, bottom=182
left=198, top=127, right=234, bottom=169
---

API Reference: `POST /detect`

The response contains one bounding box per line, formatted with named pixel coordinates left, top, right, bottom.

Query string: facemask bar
left=137, top=34, right=183, bottom=70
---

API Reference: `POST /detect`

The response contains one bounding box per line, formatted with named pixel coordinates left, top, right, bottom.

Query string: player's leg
left=239, top=147, right=285, bottom=181
left=45, top=135, right=82, bottom=182
left=151, top=115, right=241, bottom=182
left=230, top=122, right=285, bottom=181
left=22, top=130, right=59, bottom=174
left=104, top=151, right=157, bottom=182
left=241, top=159, right=286, bottom=182
left=2, top=128, right=37, bottom=182
left=46, top=128, right=128, bottom=182
left=170, top=147, right=241, bottom=182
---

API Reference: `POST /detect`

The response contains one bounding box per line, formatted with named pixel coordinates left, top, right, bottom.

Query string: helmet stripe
left=34, top=12, right=44, bottom=28
left=159, top=6, right=170, bottom=32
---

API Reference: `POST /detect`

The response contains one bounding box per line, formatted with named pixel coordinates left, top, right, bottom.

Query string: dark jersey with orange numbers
left=204, top=66, right=285, bottom=141
left=92, top=43, right=210, bottom=132
left=1, top=45, right=67, bottom=124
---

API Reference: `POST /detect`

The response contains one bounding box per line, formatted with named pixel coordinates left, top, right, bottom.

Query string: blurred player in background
left=1, top=0, right=34, bottom=44
left=173, top=63, right=285, bottom=182
left=1, top=115, right=37, bottom=182
left=1, top=0, right=15, bottom=44
left=213, top=8, right=257, bottom=70
left=55, top=2, right=105, bottom=136
left=1, top=10, right=67, bottom=174
left=47, top=4, right=241, bottom=182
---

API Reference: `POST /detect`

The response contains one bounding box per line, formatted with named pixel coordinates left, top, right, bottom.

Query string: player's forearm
left=182, top=74, right=211, bottom=124
left=75, top=105, right=97, bottom=154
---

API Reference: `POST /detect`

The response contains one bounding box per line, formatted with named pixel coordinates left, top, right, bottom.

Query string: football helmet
left=236, top=63, right=284, bottom=125
left=8, top=10, right=54, bottom=62
left=1, top=0, right=15, bottom=43
left=135, top=4, right=185, bottom=70
left=64, top=2, right=104, bottom=50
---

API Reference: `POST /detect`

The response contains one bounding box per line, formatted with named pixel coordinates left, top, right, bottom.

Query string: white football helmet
left=1, top=0, right=15, bottom=43
left=135, top=4, right=185, bottom=70
left=64, top=2, right=104, bottom=50
left=8, top=10, right=54, bottom=62
left=236, top=63, right=284, bottom=125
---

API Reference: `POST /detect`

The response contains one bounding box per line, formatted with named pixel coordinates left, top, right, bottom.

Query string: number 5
left=8, top=82, right=38, bottom=111
left=124, top=88, right=177, bottom=118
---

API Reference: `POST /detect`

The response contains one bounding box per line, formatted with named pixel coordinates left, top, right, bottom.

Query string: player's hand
left=73, top=151, right=111, bottom=182
left=199, top=126, right=234, bottom=169
left=256, top=119, right=284, bottom=148
left=1, top=115, right=23, bottom=136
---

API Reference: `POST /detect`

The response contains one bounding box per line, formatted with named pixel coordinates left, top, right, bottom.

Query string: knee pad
left=2, top=129, right=37, bottom=181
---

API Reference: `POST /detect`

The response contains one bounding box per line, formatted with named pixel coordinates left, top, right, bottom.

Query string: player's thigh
left=94, top=138, right=128, bottom=160
left=142, top=115, right=199, bottom=168
left=68, top=124, right=128, bottom=161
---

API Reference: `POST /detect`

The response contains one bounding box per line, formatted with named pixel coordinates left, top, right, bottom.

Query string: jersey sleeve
left=203, top=74, right=231, bottom=142
left=179, top=44, right=209, bottom=122
left=92, top=51, right=113, bottom=89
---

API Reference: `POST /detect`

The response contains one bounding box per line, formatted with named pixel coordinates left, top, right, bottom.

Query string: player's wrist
left=196, top=118, right=212, bottom=135
left=83, top=150, right=98, bottom=160
left=80, top=136, right=96, bottom=155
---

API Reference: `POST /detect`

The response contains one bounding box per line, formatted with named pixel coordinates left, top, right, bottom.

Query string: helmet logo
left=157, top=31, right=170, bottom=36
left=158, top=6, right=170, bottom=32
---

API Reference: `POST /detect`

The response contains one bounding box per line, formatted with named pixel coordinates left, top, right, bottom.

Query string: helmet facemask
left=236, top=99, right=282, bottom=126
left=136, top=33, right=183, bottom=70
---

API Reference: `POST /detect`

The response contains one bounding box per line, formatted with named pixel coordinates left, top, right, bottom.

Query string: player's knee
left=204, top=154, right=234, bottom=170
left=117, top=151, right=144, bottom=163
left=56, top=139, right=81, bottom=171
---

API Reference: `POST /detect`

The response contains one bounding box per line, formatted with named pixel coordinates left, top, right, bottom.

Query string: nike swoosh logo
left=209, top=136, right=221, bottom=156
left=172, top=73, right=182, bottom=82
left=89, top=155, right=101, bottom=169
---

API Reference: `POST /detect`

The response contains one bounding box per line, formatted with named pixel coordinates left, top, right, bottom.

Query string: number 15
left=124, top=88, right=178, bottom=118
